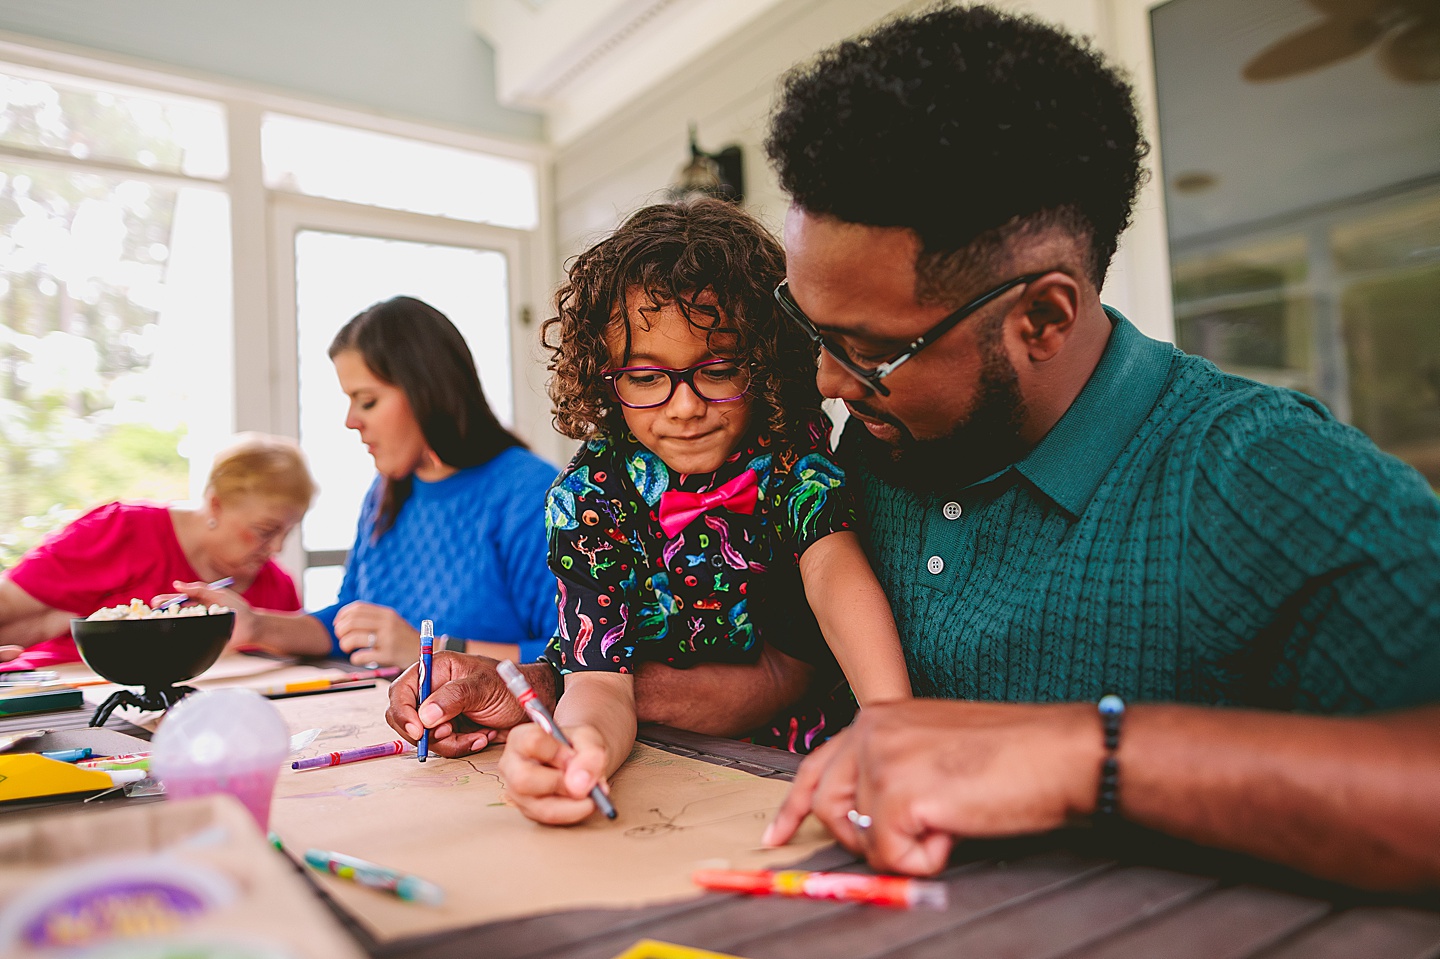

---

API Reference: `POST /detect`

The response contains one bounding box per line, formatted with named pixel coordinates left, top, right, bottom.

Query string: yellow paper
left=612, top=939, right=752, bottom=959
left=267, top=686, right=834, bottom=941
left=0, top=754, right=116, bottom=802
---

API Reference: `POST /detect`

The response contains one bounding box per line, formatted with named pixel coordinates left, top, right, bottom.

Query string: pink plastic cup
left=152, top=688, right=288, bottom=830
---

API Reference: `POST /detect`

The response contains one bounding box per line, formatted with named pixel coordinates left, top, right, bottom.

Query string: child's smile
left=608, top=294, right=755, bottom=476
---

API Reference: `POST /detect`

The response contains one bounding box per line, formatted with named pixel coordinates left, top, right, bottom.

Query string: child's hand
left=499, top=721, right=611, bottom=825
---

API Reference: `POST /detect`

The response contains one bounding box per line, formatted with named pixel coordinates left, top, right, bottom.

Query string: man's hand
left=763, top=699, right=1099, bottom=876
left=384, top=653, right=557, bottom=758
left=334, top=602, right=419, bottom=667
left=498, top=722, right=610, bottom=825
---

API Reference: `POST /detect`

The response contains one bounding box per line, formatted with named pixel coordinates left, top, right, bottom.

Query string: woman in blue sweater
left=172, top=296, right=558, bottom=667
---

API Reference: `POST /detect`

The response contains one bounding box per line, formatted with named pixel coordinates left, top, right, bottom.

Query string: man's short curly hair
left=543, top=198, right=821, bottom=443
left=765, top=3, right=1148, bottom=299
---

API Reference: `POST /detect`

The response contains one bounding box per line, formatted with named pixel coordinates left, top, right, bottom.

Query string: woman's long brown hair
left=330, top=296, right=522, bottom=539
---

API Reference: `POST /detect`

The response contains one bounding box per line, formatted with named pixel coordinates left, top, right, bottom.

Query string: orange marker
left=692, top=869, right=947, bottom=909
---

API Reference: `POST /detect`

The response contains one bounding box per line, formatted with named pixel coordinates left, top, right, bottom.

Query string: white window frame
left=0, top=28, right=553, bottom=441
left=0, top=31, right=555, bottom=576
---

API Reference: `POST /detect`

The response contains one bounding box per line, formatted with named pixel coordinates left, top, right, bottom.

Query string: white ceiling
left=1152, top=0, right=1440, bottom=245
left=469, top=0, right=785, bottom=145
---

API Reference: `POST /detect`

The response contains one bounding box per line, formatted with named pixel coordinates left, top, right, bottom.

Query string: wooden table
left=6, top=704, right=1440, bottom=958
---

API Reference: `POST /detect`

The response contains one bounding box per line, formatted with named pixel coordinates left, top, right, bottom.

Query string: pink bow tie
left=658, top=469, right=759, bottom=538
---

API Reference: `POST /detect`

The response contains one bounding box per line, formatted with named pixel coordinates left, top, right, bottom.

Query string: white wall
left=551, top=0, right=1174, bottom=341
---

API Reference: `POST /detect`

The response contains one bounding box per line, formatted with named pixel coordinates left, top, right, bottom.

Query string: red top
left=2, top=502, right=301, bottom=669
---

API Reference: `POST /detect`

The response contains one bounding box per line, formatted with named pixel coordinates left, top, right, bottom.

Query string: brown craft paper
left=0, top=794, right=366, bottom=958
left=268, top=686, right=835, bottom=942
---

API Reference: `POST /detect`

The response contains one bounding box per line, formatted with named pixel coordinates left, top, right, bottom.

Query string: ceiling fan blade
left=1243, top=16, right=1386, bottom=81
left=1379, top=18, right=1440, bottom=81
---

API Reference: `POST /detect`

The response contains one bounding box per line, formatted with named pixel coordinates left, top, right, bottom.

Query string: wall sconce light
left=669, top=124, right=744, bottom=204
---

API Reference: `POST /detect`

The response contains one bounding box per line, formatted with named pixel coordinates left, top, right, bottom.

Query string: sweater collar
left=1012, top=309, right=1175, bottom=518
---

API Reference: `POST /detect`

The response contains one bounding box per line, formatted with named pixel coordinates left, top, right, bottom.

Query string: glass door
left=271, top=197, right=525, bottom=606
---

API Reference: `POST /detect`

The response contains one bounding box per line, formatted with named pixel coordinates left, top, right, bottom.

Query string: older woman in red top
left=0, top=433, right=315, bottom=670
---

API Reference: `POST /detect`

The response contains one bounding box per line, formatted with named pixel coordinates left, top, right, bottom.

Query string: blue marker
left=418, top=619, right=434, bottom=762
left=41, top=748, right=93, bottom=763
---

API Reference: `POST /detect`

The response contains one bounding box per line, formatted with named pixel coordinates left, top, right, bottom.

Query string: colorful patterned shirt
left=543, top=417, right=856, bottom=676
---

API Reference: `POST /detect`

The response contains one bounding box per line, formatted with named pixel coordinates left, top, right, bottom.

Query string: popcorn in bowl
left=87, top=599, right=232, bottom=621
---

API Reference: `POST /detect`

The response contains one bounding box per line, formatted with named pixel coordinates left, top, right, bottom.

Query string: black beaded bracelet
left=1096, top=694, right=1125, bottom=817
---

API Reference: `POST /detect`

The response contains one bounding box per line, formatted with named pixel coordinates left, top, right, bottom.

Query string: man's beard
left=845, top=341, right=1028, bottom=496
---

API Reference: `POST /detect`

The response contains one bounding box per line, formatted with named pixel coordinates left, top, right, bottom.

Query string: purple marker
left=291, top=740, right=411, bottom=770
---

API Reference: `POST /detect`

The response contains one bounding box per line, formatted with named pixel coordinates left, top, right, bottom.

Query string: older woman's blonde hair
left=206, top=433, right=316, bottom=510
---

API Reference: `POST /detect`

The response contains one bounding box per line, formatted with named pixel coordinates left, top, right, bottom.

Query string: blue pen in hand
left=418, top=619, right=434, bottom=762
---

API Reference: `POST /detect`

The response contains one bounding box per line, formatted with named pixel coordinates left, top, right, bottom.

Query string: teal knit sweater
left=852, top=312, right=1440, bottom=713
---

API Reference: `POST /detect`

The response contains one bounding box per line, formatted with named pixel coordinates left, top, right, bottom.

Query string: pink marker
left=291, top=740, right=411, bottom=770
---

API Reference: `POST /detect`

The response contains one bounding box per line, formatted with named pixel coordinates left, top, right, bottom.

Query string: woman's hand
left=334, top=602, right=420, bottom=667
left=498, top=721, right=611, bottom=825
left=159, top=582, right=262, bottom=652
left=0, top=645, right=21, bottom=662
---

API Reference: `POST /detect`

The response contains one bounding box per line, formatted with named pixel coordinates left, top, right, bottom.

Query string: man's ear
left=1015, top=273, right=1080, bottom=362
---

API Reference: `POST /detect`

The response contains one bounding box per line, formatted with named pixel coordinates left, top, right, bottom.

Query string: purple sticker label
left=21, top=878, right=211, bottom=947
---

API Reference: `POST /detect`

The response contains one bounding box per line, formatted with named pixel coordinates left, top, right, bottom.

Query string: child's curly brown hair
left=543, top=197, right=822, bottom=444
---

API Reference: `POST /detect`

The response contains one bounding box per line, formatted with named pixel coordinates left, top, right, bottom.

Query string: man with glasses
left=760, top=5, right=1440, bottom=890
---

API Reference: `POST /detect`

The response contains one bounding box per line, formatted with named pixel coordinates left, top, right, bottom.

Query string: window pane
left=0, top=64, right=227, bottom=178
left=1172, top=239, right=1314, bottom=393
left=1338, top=200, right=1440, bottom=487
left=1332, top=194, right=1440, bottom=274
left=262, top=114, right=537, bottom=229
left=294, top=230, right=512, bottom=555
left=0, top=161, right=233, bottom=566
left=303, top=564, right=345, bottom=611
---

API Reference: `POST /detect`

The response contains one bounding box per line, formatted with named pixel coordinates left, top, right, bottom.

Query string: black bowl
left=71, top=612, right=234, bottom=688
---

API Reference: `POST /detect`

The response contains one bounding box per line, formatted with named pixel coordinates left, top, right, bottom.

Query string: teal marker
left=303, top=848, right=444, bottom=905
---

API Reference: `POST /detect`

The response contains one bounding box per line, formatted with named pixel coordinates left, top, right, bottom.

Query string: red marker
left=692, top=869, right=947, bottom=909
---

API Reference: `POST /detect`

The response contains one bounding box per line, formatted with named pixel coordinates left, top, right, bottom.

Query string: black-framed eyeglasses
left=773, top=272, right=1047, bottom=396
left=602, top=358, right=752, bottom=409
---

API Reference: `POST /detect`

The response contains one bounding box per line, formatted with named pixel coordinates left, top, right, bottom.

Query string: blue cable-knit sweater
left=850, top=311, right=1440, bottom=712
left=312, top=447, right=559, bottom=662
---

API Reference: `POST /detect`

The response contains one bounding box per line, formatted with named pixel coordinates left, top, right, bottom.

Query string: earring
left=207, top=518, right=217, bottom=529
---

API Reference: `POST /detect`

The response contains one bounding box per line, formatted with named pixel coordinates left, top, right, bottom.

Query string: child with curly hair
left=499, top=198, right=910, bottom=825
